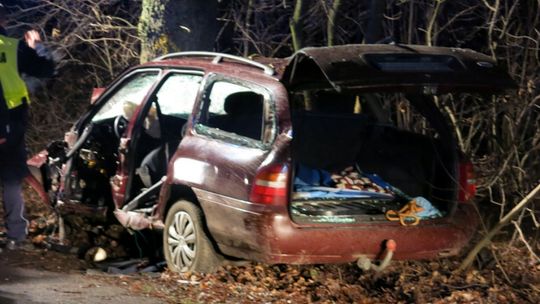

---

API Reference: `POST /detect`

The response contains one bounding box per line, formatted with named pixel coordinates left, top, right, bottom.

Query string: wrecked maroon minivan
left=27, top=44, right=515, bottom=273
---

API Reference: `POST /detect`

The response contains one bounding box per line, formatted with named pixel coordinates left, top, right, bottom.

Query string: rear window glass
left=364, top=54, right=463, bottom=72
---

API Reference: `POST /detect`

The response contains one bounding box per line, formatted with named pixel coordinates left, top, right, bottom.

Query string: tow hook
left=357, top=239, right=397, bottom=272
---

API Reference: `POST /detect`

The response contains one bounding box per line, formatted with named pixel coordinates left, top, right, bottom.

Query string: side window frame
left=133, top=69, right=204, bottom=137
left=193, top=74, right=276, bottom=150
left=150, top=69, right=205, bottom=118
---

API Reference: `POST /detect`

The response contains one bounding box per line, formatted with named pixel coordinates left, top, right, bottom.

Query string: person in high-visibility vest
left=0, top=4, right=55, bottom=251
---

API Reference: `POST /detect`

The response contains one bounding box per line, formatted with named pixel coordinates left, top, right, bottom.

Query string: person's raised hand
left=24, top=30, right=42, bottom=49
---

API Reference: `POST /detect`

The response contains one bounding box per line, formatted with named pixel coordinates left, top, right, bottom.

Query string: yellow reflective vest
left=0, top=34, right=30, bottom=109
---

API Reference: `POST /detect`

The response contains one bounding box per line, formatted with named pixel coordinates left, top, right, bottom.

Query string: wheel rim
left=167, top=211, right=196, bottom=272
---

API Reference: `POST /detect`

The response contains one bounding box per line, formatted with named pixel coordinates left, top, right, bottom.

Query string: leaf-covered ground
left=116, top=247, right=539, bottom=304
left=1, top=188, right=539, bottom=303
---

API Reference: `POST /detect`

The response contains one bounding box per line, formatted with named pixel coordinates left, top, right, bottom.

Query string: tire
left=163, top=200, right=222, bottom=273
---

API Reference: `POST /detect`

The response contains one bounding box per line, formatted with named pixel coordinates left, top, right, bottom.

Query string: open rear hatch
left=283, top=44, right=515, bottom=225
left=282, top=44, right=515, bottom=93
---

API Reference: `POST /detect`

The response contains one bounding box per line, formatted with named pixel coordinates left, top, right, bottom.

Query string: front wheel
left=163, top=200, right=222, bottom=273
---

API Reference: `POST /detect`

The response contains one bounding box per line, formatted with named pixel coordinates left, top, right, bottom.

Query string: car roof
left=136, top=44, right=515, bottom=93
left=140, top=52, right=288, bottom=79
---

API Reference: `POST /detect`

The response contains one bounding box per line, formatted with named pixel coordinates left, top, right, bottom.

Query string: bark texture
left=138, top=0, right=218, bottom=63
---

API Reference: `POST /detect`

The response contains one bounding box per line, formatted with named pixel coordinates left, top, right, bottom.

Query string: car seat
left=137, top=140, right=179, bottom=188
left=216, top=91, right=264, bottom=140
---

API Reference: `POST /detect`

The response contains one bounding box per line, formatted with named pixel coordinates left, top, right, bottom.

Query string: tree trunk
left=425, top=0, right=445, bottom=46
left=365, top=0, right=385, bottom=43
left=290, top=0, right=305, bottom=51
left=138, top=0, right=218, bottom=63
left=327, top=0, right=342, bottom=46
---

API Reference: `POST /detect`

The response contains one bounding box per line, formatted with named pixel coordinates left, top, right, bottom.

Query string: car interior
left=132, top=99, right=184, bottom=189
left=289, top=90, right=457, bottom=221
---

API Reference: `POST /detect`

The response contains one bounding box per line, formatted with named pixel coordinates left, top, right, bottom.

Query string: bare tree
left=6, top=0, right=141, bottom=150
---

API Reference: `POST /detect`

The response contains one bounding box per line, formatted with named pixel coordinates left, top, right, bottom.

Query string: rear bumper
left=197, top=190, right=479, bottom=264
left=258, top=205, right=477, bottom=264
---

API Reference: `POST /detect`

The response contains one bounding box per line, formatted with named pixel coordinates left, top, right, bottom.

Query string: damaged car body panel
left=27, top=45, right=515, bottom=273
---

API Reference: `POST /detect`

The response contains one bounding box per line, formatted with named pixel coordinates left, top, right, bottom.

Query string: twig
left=458, top=182, right=540, bottom=272
left=511, top=220, right=540, bottom=262
left=489, top=245, right=513, bottom=285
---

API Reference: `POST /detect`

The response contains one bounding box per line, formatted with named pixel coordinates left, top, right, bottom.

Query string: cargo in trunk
left=289, top=91, right=458, bottom=224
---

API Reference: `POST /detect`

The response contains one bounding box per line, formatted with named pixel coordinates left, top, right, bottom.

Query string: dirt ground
left=1, top=243, right=539, bottom=304
left=1, top=188, right=539, bottom=303
left=0, top=248, right=164, bottom=304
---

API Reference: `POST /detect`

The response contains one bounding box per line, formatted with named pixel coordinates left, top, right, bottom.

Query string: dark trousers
left=1, top=178, right=27, bottom=241
left=0, top=104, right=30, bottom=241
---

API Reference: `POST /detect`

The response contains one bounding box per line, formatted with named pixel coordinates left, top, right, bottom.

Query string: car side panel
left=168, top=132, right=268, bottom=242
left=160, top=70, right=291, bottom=249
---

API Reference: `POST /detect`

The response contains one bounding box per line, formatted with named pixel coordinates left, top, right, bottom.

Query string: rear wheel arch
left=162, top=183, right=199, bottom=218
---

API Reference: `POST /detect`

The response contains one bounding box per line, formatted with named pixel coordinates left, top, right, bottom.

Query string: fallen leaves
left=3, top=188, right=539, bottom=303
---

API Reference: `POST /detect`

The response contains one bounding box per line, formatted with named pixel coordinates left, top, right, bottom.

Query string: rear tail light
left=458, top=161, right=476, bottom=203
left=250, top=163, right=289, bottom=205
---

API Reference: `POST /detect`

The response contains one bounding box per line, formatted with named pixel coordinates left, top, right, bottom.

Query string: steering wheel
left=113, top=115, right=129, bottom=138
